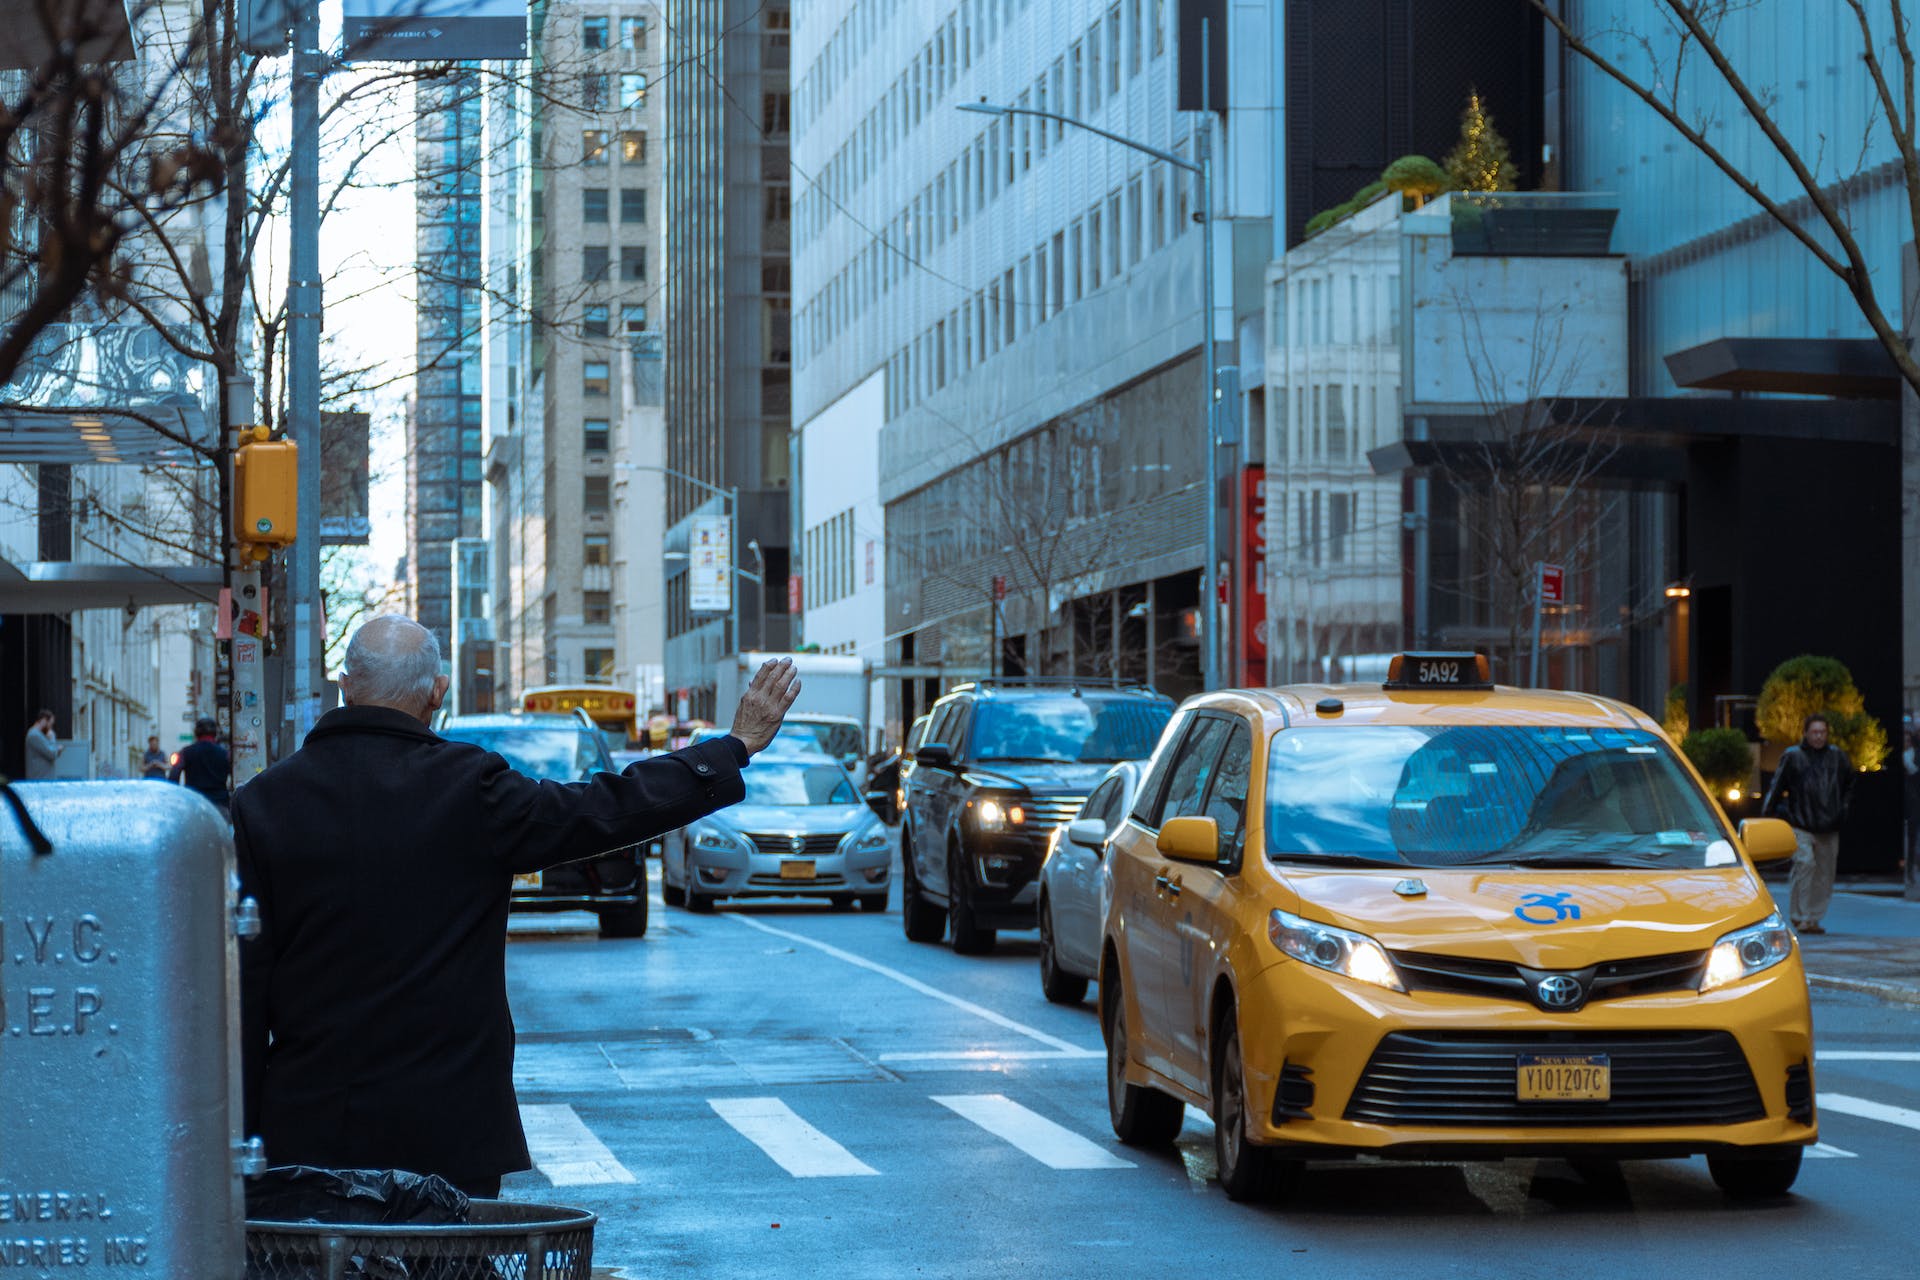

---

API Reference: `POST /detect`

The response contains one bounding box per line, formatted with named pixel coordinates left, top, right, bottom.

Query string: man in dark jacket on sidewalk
left=169, top=718, right=231, bottom=815
left=234, top=615, right=800, bottom=1197
left=1761, top=713, right=1854, bottom=934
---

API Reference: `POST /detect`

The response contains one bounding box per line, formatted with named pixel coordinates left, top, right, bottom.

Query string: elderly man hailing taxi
left=235, top=615, right=800, bottom=1197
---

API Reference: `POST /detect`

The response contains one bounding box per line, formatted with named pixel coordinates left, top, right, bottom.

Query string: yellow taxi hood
left=1280, top=866, right=1772, bottom=967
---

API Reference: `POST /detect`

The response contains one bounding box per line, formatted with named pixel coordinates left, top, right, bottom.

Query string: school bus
left=520, top=685, right=640, bottom=747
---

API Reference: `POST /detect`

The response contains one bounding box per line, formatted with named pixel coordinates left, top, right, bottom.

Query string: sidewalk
left=1764, top=876, right=1920, bottom=1007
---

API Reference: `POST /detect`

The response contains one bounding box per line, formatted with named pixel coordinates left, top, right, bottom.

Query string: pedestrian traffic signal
left=233, top=427, right=298, bottom=559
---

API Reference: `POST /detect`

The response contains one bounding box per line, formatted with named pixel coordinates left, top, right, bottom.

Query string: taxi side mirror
left=1738, top=817, right=1797, bottom=863
left=1157, top=815, right=1220, bottom=864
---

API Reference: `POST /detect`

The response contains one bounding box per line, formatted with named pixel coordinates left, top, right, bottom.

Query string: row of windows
left=582, top=187, right=648, bottom=223
left=1270, top=382, right=1399, bottom=467
left=581, top=245, right=648, bottom=284
left=580, top=15, right=647, bottom=52
left=581, top=130, right=648, bottom=165
left=798, top=0, right=1167, bottom=251
left=581, top=303, right=650, bottom=340
left=1275, top=487, right=1384, bottom=567
left=804, top=508, right=866, bottom=609
left=1272, top=273, right=1402, bottom=350
left=867, top=172, right=1185, bottom=421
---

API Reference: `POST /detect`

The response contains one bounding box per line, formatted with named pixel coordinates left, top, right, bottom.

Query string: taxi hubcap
left=1219, top=1037, right=1245, bottom=1169
left=1107, top=1001, right=1127, bottom=1114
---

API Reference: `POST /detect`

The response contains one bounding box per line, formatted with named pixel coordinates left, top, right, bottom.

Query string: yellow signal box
left=233, top=428, right=298, bottom=558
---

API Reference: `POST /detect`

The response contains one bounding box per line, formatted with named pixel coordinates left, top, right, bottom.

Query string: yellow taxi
left=1099, top=653, right=1813, bottom=1203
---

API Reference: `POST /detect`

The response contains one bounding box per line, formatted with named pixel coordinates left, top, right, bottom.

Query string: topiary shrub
left=1662, top=684, right=1689, bottom=740
left=1755, top=654, right=1887, bottom=771
left=1303, top=207, right=1337, bottom=237
left=1351, top=179, right=1388, bottom=206
left=1382, top=155, right=1449, bottom=207
left=1681, top=727, right=1753, bottom=793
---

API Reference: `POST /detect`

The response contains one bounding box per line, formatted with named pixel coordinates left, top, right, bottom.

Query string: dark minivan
left=901, top=681, right=1173, bottom=954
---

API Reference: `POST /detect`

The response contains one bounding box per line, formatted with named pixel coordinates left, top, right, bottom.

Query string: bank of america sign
left=343, top=0, right=528, bottom=62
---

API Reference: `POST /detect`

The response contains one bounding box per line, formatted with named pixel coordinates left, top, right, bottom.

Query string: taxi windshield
left=742, top=762, right=859, bottom=807
left=1265, top=725, right=1731, bottom=869
left=971, top=696, right=1172, bottom=764
left=440, top=725, right=601, bottom=783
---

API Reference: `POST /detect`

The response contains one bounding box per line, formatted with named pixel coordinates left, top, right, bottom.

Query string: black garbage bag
left=246, top=1166, right=472, bottom=1225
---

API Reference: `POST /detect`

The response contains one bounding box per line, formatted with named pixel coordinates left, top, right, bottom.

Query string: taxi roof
left=1196, top=683, right=1658, bottom=733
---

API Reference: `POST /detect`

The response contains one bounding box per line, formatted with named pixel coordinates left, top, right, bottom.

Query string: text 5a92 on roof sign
left=343, top=0, right=529, bottom=62
left=1383, top=652, right=1494, bottom=691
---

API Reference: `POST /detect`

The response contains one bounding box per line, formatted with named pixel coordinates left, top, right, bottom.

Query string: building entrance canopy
left=0, top=560, right=223, bottom=613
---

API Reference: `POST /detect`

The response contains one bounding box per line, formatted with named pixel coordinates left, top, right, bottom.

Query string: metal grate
left=1390, top=949, right=1708, bottom=1009
left=246, top=1200, right=594, bottom=1280
left=1785, top=1061, right=1814, bottom=1125
left=747, top=872, right=847, bottom=888
left=1344, top=1030, right=1764, bottom=1127
left=1019, top=796, right=1085, bottom=828
left=745, top=832, right=844, bottom=855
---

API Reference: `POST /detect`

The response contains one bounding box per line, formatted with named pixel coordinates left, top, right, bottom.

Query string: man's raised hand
left=729, top=658, right=802, bottom=755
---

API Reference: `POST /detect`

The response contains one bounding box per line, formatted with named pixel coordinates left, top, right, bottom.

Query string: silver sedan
left=665, top=756, right=892, bottom=912
left=1036, top=760, right=1146, bottom=1004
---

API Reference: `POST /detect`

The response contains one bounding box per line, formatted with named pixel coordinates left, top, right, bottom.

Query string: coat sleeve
left=483, top=736, right=751, bottom=874
left=232, top=792, right=273, bottom=1135
left=1760, top=748, right=1797, bottom=820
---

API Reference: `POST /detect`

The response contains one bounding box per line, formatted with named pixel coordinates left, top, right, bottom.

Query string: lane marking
left=1818, top=1092, right=1920, bottom=1132
left=1817, top=1050, right=1920, bottom=1062
left=708, top=1097, right=879, bottom=1178
left=931, top=1093, right=1134, bottom=1170
left=880, top=1048, right=1103, bottom=1062
left=727, top=913, right=1097, bottom=1055
left=518, top=1103, right=637, bottom=1186
left=1805, top=1142, right=1858, bottom=1159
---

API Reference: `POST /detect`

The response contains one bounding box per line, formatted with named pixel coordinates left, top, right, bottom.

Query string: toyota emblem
left=1535, top=974, right=1584, bottom=1009
left=789, top=835, right=806, bottom=854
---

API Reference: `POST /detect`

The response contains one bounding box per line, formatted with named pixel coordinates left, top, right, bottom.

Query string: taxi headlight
left=1699, top=910, right=1794, bottom=992
left=1267, top=908, right=1404, bottom=992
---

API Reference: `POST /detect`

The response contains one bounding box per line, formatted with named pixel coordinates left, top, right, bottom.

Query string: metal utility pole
left=286, top=1, right=324, bottom=749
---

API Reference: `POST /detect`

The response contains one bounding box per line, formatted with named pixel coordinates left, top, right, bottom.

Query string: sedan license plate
left=1517, top=1054, right=1610, bottom=1102
left=512, top=871, right=542, bottom=892
left=780, top=860, right=815, bottom=881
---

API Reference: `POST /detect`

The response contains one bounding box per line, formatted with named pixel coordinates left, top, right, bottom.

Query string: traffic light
left=233, top=427, right=298, bottom=559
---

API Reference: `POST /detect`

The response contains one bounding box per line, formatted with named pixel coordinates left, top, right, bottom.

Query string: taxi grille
left=1390, top=948, right=1708, bottom=1007
left=1344, top=1031, right=1764, bottom=1127
left=745, top=832, right=845, bottom=856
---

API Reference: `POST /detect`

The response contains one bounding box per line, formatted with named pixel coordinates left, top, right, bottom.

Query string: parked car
left=901, top=680, right=1175, bottom=954
left=665, top=756, right=891, bottom=912
left=437, top=712, right=648, bottom=937
left=690, top=723, right=835, bottom=759
left=783, top=712, right=870, bottom=785
left=1100, top=652, right=1812, bottom=1204
left=1037, top=759, right=1149, bottom=1004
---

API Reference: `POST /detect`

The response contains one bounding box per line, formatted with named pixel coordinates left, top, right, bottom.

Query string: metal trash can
left=244, top=1201, right=595, bottom=1280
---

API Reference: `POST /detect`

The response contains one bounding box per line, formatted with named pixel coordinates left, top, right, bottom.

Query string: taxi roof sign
left=1384, top=651, right=1493, bottom=691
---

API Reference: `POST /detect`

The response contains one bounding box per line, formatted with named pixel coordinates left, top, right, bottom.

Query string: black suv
left=901, top=681, right=1174, bottom=954
left=438, top=711, right=649, bottom=938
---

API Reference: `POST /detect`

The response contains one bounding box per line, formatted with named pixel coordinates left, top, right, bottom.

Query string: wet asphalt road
left=500, top=852, right=1920, bottom=1280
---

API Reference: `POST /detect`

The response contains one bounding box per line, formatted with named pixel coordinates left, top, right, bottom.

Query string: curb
left=1806, top=971, right=1920, bottom=1009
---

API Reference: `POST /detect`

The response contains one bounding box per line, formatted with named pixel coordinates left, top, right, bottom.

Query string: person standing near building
left=169, top=717, right=232, bottom=817
left=24, top=710, right=60, bottom=780
left=1761, top=713, right=1854, bottom=935
left=141, top=734, right=170, bottom=780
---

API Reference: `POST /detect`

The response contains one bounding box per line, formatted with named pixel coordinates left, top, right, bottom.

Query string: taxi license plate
left=512, top=871, right=542, bottom=892
left=1517, top=1054, right=1610, bottom=1102
left=780, top=860, right=815, bottom=880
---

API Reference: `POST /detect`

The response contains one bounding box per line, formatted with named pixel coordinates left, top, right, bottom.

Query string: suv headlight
left=971, top=796, right=1025, bottom=831
left=692, top=826, right=742, bottom=852
left=1699, top=910, right=1794, bottom=992
left=1267, top=908, right=1404, bottom=992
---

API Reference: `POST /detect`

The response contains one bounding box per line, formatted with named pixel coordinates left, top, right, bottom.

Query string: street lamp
left=615, top=462, right=746, bottom=650
left=956, top=96, right=1223, bottom=690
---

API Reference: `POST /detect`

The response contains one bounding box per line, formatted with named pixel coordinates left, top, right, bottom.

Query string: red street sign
left=992, top=575, right=1007, bottom=601
left=1539, top=563, right=1565, bottom=605
left=788, top=574, right=803, bottom=615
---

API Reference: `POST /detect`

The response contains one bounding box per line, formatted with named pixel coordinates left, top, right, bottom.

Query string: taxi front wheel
left=1706, top=1146, right=1803, bottom=1200
left=1214, top=1011, right=1300, bottom=1204
left=1102, top=973, right=1184, bottom=1146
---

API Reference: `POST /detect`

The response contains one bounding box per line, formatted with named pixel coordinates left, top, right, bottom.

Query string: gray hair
left=341, top=615, right=442, bottom=713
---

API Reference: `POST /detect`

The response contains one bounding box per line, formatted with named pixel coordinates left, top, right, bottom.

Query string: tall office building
left=662, top=0, right=793, bottom=719
left=408, top=72, right=487, bottom=653
left=485, top=2, right=665, bottom=700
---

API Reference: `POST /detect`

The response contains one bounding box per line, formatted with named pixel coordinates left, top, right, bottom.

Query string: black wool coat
left=234, top=704, right=748, bottom=1183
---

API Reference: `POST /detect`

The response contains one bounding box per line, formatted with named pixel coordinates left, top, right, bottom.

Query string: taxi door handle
left=1155, top=873, right=1181, bottom=897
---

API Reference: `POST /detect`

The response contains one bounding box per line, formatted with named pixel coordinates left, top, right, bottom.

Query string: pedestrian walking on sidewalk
left=23, top=709, right=60, bottom=779
left=235, top=615, right=801, bottom=1198
left=1761, top=712, right=1854, bottom=935
left=169, top=718, right=231, bottom=817
left=141, top=735, right=169, bottom=780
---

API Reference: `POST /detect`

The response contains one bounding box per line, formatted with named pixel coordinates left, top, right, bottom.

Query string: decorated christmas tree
left=1444, top=92, right=1518, bottom=192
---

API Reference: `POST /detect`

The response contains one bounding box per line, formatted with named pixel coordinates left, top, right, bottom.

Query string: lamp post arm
left=615, top=462, right=736, bottom=505
left=959, top=104, right=1198, bottom=174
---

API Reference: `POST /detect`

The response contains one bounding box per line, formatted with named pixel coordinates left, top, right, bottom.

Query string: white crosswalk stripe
left=709, top=1096, right=880, bottom=1177
left=1818, top=1092, right=1920, bottom=1132
left=932, top=1093, right=1135, bottom=1170
left=1805, top=1142, right=1858, bottom=1159
left=519, top=1103, right=637, bottom=1186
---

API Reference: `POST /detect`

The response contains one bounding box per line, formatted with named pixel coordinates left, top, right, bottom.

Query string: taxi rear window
left=1264, top=725, right=1733, bottom=869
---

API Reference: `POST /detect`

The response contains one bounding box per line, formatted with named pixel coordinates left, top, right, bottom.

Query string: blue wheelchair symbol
left=1514, top=892, right=1582, bottom=925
